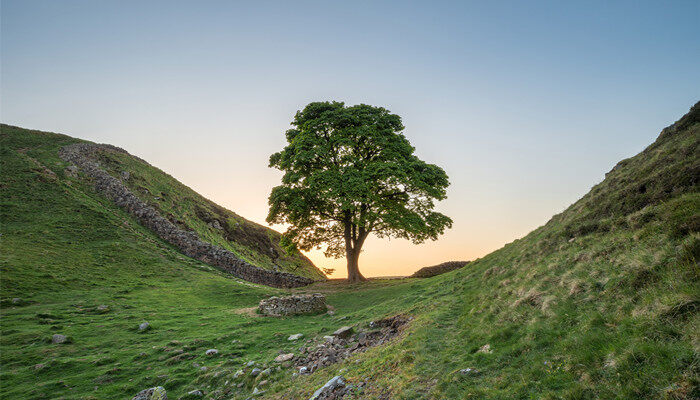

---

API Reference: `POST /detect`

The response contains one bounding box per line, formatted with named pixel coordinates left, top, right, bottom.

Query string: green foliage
left=267, top=102, right=452, bottom=277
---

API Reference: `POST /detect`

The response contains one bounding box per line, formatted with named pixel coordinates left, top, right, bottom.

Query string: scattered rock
left=205, top=349, right=218, bottom=356
left=252, top=387, right=265, bottom=395
left=295, top=314, right=411, bottom=374
left=309, top=375, right=347, bottom=400
left=233, top=370, right=244, bottom=379
left=258, top=294, right=327, bottom=316
left=288, top=333, right=304, bottom=341
left=138, top=322, right=150, bottom=332
left=275, top=353, right=294, bottom=362
left=246, top=361, right=256, bottom=367
left=51, top=334, right=68, bottom=344
left=332, top=326, right=354, bottom=339
left=477, top=344, right=492, bottom=354
left=131, top=386, right=167, bottom=400
left=250, top=368, right=261, bottom=376
left=260, top=368, right=271, bottom=377
left=186, top=389, right=203, bottom=397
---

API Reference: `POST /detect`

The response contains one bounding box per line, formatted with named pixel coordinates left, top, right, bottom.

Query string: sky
left=2, top=0, right=699, bottom=278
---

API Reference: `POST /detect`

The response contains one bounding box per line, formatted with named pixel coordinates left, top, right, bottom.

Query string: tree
left=267, top=101, right=452, bottom=282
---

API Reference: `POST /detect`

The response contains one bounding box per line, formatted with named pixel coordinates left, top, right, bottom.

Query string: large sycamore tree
left=267, top=101, right=452, bottom=282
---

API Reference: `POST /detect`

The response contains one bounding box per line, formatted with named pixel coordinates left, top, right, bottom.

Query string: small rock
left=131, top=386, right=167, bottom=400
left=288, top=333, right=304, bottom=341
left=205, top=349, right=218, bottom=356
left=233, top=369, right=244, bottom=379
left=96, top=305, right=109, bottom=313
left=187, top=389, right=203, bottom=397
left=258, top=379, right=268, bottom=386
left=477, top=344, right=492, bottom=354
left=309, top=375, right=345, bottom=400
left=199, top=366, right=207, bottom=372
left=11, top=298, right=23, bottom=305
left=121, top=171, right=130, bottom=181
left=34, top=363, right=46, bottom=370
left=333, top=326, right=354, bottom=339
left=252, top=387, right=265, bottom=395
left=260, top=368, right=271, bottom=377
left=299, top=366, right=309, bottom=374
left=323, top=335, right=335, bottom=342
left=250, top=368, right=261, bottom=376
left=138, top=322, right=150, bottom=332
left=246, top=361, right=256, bottom=367
left=52, top=334, right=68, bottom=344
left=275, top=353, right=294, bottom=362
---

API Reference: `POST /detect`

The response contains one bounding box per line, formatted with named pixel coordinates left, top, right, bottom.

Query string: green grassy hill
left=0, top=124, right=324, bottom=281
left=1, top=102, right=698, bottom=400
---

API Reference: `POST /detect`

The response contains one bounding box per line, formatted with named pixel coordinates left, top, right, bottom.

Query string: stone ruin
left=258, top=293, right=327, bottom=316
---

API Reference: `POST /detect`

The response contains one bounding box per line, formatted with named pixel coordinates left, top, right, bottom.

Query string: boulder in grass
left=309, top=375, right=346, bottom=400
left=51, top=334, right=68, bottom=344
left=332, top=326, right=354, bottom=339
left=274, top=353, right=294, bottom=362
left=138, top=322, right=150, bottom=332
left=288, top=333, right=304, bottom=341
left=131, top=386, right=167, bottom=400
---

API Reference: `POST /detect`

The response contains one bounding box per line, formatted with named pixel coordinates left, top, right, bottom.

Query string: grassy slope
left=1, top=103, right=698, bottom=400
left=0, top=126, right=400, bottom=399
left=269, top=105, right=699, bottom=399
left=1, top=124, right=324, bottom=280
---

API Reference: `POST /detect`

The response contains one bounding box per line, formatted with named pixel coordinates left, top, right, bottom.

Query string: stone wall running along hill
left=58, top=142, right=314, bottom=288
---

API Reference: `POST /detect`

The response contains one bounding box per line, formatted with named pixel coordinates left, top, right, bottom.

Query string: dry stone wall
left=258, top=294, right=327, bottom=316
left=59, top=143, right=314, bottom=288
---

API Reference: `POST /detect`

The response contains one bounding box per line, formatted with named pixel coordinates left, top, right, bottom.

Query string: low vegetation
left=1, top=102, right=698, bottom=399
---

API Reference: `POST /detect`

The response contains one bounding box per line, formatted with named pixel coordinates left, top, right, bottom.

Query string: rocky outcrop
left=258, top=293, right=327, bottom=316
left=410, top=260, right=469, bottom=278
left=58, top=143, right=313, bottom=288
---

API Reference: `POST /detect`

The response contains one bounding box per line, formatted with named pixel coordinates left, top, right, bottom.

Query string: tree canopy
left=267, top=101, right=452, bottom=281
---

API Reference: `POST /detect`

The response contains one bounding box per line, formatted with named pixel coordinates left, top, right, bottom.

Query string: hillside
left=1, top=102, right=698, bottom=400
left=0, top=125, right=324, bottom=282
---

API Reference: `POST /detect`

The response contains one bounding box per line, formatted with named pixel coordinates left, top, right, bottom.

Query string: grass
left=1, top=103, right=699, bottom=399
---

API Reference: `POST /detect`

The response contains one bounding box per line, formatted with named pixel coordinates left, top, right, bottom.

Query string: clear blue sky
left=2, top=0, right=698, bottom=277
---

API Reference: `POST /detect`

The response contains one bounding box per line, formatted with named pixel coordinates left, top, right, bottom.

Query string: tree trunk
left=346, top=247, right=366, bottom=282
